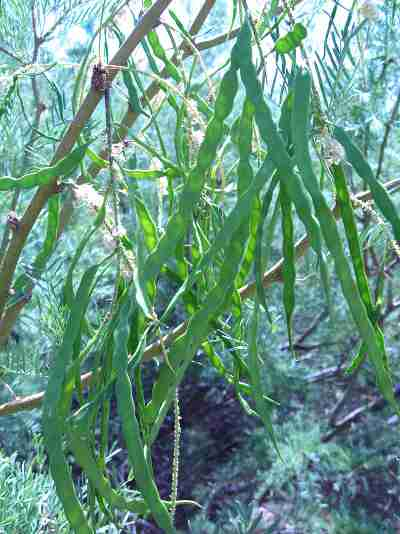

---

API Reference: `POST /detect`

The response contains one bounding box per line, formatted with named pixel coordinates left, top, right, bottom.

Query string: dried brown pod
left=91, top=63, right=108, bottom=92
left=6, top=212, right=20, bottom=231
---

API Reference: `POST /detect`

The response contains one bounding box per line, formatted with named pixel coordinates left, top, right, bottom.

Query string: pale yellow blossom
left=317, top=130, right=345, bottom=166
left=73, top=184, right=103, bottom=211
left=359, top=1, right=379, bottom=21
left=191, top=129, right=205, bottom=151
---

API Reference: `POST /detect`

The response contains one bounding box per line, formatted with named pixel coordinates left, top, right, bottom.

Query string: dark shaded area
left=1, top=354, right=400, bottom=533
left=110, top=364, right=258, bottom=532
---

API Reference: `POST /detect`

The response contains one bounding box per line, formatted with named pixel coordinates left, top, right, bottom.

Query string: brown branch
left=305, top=365, right=345, bottom=383
left=0, top=0, right=174, bottom=321
left=82, top=0, right=221, bottom=183
left=0, top=4, right=46, bottom=270
left=1, top=178, right=400, bottom=417
left=321, top=397, right=383, bottom=442
left=0, top=0, right=218, bottom=343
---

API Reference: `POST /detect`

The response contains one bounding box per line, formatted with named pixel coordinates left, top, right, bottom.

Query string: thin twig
left=376, top=84, right=400, bottom=180
left=328, top=368, right=360, bottom=426
left=0, top=47, right=25, bottom=65
left=281, top=308, right=328, bottom=351
left=321, top=397, right=383, bottom=442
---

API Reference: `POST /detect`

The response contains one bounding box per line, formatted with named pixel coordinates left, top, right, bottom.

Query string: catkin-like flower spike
left=170, top=387, right=181, bottom=523
left=352, top=196, right=400, bottom=260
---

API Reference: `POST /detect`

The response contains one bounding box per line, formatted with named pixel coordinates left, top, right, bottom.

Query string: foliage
left=187, top=403, right=400, bottom=533
left=0, top=0, right=400, bottom=532
left=0, top=437, right=68, bottom=533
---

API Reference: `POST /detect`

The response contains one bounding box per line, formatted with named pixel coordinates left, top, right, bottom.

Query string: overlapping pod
left=0, top=144, right=88, bottom=190
left=113, top=293, right=175, bottom=533
left=67, top=416, right=150, bottom=516
left=232, top=19, right=329, bottom=306
left=144, top=27, right=281, bottom=444
left=146, top=209, right=262, bottom=443
left=141, top=60, right=238, bottom=291
left=279, top=182, right=296, bottom=354
left=292, top=69, right=398, bottom=413
left=331, top=163, right=387, bottom=373
left=229, top=98, right=256, bottom=322
left=235, top=98, right=262, bottom=289
left=278, top=93, right=296, bottom=350
left=43, top=266, right=100, bottom=534
left=158, top=157, right=275, bottom=327
left=333, top=126, right=400, bottom=244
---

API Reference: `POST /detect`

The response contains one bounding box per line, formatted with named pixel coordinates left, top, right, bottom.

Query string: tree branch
left=0, top=0, right=218, bottom=344
left=0, top=3, right=46, bottom=269
left=0, top=0, right=174, bottom=321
